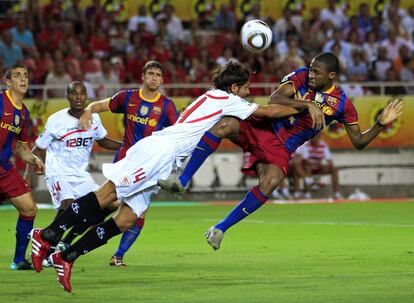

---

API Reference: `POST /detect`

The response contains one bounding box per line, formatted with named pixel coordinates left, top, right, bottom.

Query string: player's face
left=67, top=84, right=87, bottom=111
left=142, top=67, right=163, bottom=91
left=308, top=60, right=332, bottom=91
left=231, top=82, right=250, bottom=98
left=6, top=67, right=29, bottom=95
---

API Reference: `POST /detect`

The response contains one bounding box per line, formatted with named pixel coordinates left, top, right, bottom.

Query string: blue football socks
left=13, top=214, right=35, bottom=263
left=179, top=131, right=221, bottom=187
left=216, top=186, right=268, bottom=233
left=114, top=217, right=145, bottom=258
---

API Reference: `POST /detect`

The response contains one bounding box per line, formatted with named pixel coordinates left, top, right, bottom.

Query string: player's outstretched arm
left=15, top=142, right=45, bottom=174
left=80, top=98, right=110, bottom=129
left=253, top=104, right=300, bottom=119
left=96, top=137, right=123, bottom=151
left=345, top=99, right=403, bottom=150
left=269, top=83, right=326, bottom=130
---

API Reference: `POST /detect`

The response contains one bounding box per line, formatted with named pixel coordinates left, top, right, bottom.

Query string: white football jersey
left=36, top=108, right=107, bottom=181
left=102, top=89, right=258, bottom=201
left=153, top=89, right=258, bottom=157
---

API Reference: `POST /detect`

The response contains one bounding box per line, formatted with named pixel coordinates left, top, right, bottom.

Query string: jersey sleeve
left=91, top=114, right=108, bottom=140
left=337, top=99, right=359, bottom=124
left=279, top=67, right=308, bottom=95
left=17, top=108, right=30, bottom=143
left=223, top=95, right=259, bottom=120
left=108, top=90, right=129, bottom=113
left=165, top=99, right=179, bottom=126
left=35, top=117, right=56, bottom=149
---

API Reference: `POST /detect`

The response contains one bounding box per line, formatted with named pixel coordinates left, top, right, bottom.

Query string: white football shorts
left=46, top=175, right=99, bottom=209
left=120, top=185, right=160, bottom=217
left=102, top=136, right=175, bottom=216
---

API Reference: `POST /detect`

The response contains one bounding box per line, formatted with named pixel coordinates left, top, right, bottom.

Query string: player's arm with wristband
left=345, top=99, right=403, bottom=150
left=79, top=98, right=110, bottom=129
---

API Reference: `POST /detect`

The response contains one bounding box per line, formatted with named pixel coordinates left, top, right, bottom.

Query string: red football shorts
left=0, top=167, right=31, bottom=200
left=234, top=117, right=291, bottom=177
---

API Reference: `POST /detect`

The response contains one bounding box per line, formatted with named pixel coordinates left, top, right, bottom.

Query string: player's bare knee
left=113, top=216, right=135, bottom=232
left=21, top=203, right=37, bottom=217
left=113, top=203, right=137, bottom=231
left=258, top=176, right=279, bottom=196
left=60, top=199, right=74, bottom=210
left=95, top=180, right=118, bottom=207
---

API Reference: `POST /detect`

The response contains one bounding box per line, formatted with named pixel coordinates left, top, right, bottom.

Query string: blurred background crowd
left=0, top=0, right=413, bottom=99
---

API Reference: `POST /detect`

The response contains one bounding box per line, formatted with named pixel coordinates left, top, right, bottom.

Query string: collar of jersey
left=6, top=90, right=22, bottom=110
left=139, top=89, right=160, bottom=103
left=322, top=84, right=335, bottom=94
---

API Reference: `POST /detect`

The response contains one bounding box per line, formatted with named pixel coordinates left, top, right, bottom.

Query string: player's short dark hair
left=212, top=61, right=250, bottom=93
left=5, top=65, right=27, bottom=80
left=142, top=60, right=164, bottom=75
left=313, top=52, right=339, bottom=73
left=66, top=81, right=85, bottom=95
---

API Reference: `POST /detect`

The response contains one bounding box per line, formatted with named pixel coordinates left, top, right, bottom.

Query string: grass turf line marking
left=203, top=219, right=414, bottom=228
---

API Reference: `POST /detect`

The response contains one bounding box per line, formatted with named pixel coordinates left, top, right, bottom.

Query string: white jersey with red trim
left=35, top=108, right=107, bottom=181
left=153, top=89, right=258, bottom=156
left=101, top=89, right=258, bottom=208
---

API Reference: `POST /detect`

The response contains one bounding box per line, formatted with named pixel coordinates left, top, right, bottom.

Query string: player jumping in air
left=0, top=65, right=45, bottom=270
left=31, top=81, right=122, bottom=264
left=79, top=60, right=178, bottom=267
left=30, top=61, right=323, bottom=292
left=159, top=52, right=403, bottom=250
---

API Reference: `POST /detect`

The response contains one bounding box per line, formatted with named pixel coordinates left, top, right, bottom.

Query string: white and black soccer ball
left=240, top=19, right=273, bottom=53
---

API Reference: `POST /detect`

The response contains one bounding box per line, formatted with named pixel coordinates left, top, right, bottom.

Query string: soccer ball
left=240, top=20, right=273, bottom=53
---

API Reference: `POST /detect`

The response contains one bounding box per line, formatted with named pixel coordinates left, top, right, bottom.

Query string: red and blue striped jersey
left=273, top=67, right=358, bottom=153
left=109, top=89, right=178, bottom=160
left=0, top=90, right=30, bottom=173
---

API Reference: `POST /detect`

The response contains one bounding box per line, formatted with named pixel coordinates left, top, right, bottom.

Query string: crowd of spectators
left=0, top=0, right=414, bottom=98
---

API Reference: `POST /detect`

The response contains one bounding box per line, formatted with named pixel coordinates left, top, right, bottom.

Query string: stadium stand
left=1, top=0, right=413, bottom=200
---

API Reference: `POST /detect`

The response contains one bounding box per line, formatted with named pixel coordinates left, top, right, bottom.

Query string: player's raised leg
left=206, top=163, right=284, bottom=250
left=159, top=117, right=240, bottom=194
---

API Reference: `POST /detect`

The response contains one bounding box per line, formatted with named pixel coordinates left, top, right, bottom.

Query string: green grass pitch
left=1, top=201, right=414, bottom=303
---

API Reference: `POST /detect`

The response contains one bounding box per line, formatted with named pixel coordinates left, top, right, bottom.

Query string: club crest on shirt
left=153, top=106, right=162, bottom=115
left=14, top=115, right=19, bottom=125
left=140, top=105, right=149, bottom=116
left=119, top=176, right=131, bottom=186
left=327, top=96, right=338, bottom=106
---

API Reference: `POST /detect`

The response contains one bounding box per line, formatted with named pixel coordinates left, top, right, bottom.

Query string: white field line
left=204, top=219, right=414, bottom=228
